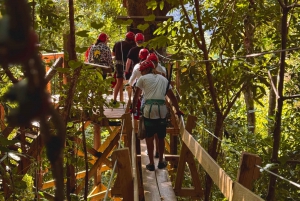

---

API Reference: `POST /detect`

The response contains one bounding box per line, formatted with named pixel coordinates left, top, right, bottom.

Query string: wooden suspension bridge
left=0, top=54, right=266, bottom=201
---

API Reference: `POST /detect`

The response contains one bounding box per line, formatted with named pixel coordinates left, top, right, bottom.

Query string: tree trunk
left=125, top=0, right=173, bottom=41
left=65, top=0, right=79, bottom=200
left=243, top=0, right=256, bottom=134
left=266, top=6, right=289, bottom=201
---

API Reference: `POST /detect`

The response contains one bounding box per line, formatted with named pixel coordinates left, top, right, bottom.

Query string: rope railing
left=154, top=46, right=300, bottom=63
left=191, top=113, right=300, bottom=190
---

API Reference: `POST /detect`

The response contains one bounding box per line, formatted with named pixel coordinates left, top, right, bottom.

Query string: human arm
left=87, top=46, right=93, bottom=62
left=105, top=47, right=114, bottom=69
left=131, top=87, right=142, bottom=114
left=125, top=58, right=132, bottom=73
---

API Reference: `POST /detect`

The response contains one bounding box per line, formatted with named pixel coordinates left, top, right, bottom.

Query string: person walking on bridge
left=124, top=33, right=145, bottom=80
left=87, top=33, right=113, bottom=79
left=112, top=32, right=136, bottom=104
left=131, top=60, right=183, bottom=171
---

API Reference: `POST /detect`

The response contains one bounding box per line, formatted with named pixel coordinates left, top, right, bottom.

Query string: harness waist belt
left=145, top=99, right=165, bottom=105
left=144, top=99, right=165, bottom=118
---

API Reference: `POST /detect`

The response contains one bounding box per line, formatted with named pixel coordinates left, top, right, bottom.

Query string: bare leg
left=113, top=77, right=123, bottom=101
left=158, top=137, right=165, bottom=162
left=154, top=134, right=159, bottom=156
left=145, top=136, right=155, bottom=165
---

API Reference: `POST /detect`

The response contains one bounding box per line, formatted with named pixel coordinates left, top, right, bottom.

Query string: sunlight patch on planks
left=140, top=139, right=177, bottom=201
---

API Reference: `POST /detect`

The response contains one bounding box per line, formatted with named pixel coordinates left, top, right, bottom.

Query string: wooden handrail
left=131, top=114, right=139, bottom=201
left=179, top=118, right=264, bottom=201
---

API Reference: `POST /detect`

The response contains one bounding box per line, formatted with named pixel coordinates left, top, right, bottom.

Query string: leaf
left=159, top=1, right=164, bottom=10
left=68, top=60, right=82, bottom=69
left=137, top=23, right=149, bottom=32
left=56, top=67, right=70, bottom=73
left=91, top=21, right=104, bottom=29
left=76, top=46, right=89, bottom=53
left=146, top=0, right=157, bottom=10
left=67, top=122, right=74, bottom=128
left=144, top=14, right=156, bottom=22
left=181, top=68, right=187, bottom=73
left=75, top=30, right=89, bottom=37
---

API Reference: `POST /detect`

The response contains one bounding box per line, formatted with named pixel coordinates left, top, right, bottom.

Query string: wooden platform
left=103, top=89, right=130, bottom=119
left=140, top=139, right=177, bottom=201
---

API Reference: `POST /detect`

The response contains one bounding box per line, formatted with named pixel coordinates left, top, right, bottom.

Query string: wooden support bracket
left=111, top=148, right=134, bottom=201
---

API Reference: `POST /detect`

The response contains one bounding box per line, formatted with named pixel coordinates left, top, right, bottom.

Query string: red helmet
left=98, top=33, right=108, bottom=42
left=135, top=33, right=144, bottom=43
left=139, top=48, right=149, bottom=60
left=139, top=60, right=155, bottom=71
left=125, top=32, right=135, bottom=41
left=147, top=53, right=158, bottom=62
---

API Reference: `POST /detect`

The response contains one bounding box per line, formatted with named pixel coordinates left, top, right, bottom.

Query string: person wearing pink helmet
left=111, top=32, right=136, bottom=104
left=131, top=60, right=182, bottom=171
left=124, top=33, right=146, bottom=80
left=87, top=32, right=113, bottom=79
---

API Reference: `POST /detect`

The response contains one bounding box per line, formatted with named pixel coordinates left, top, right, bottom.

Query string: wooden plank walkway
left=140, top=139, right=177, bottom=201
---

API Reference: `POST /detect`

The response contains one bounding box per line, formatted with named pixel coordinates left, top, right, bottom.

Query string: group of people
left=86, top=31, right=183, bottom=171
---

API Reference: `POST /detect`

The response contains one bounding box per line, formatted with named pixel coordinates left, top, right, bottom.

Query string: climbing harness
left=143, top=99, right=166, bottom=119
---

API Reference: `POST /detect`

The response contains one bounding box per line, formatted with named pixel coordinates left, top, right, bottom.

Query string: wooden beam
left=237, top=152, right=261, bottom=190
left=112, top=148, right=134, bottom=201
left=75, top=132, right=120, bottom=194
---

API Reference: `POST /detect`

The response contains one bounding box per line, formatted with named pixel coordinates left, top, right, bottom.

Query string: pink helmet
left=125, top=32, right=135, bottom=41
left=139, top=60, right=155, bottom=71
left=139, top=48, right=149, bottom=60
left=146, top=53, right=158, bottom=62
left=135, top=33, right=144, bottom=43
left=98, top=33, right=108, bottom=42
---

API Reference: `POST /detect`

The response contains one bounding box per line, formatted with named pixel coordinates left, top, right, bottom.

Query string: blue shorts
left=143, top=117, right=167, bottom=139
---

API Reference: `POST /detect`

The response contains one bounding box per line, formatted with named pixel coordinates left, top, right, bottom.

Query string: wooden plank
left=237, top=152, right=261, bottom=190
left=140, top=139, right=161, bottom=201
left=232, top=182, right=264, bottom=201
left=112, top=148, right=134, bottom=201
left=156, top=168, right=177, bottom=201
left=75, top=132, right=119, bottom=194
left=131, top=114, right=140, bottom=201
left=181, top=129, right=233, bottom=200
left=84, top=62, right=110, bottom=69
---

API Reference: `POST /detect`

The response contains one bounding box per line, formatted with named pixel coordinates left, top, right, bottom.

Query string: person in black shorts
left=112, top=32, right=136, bottom=103
left=124, top=33, right=145, bottom=80
left=131, top=60, right=183, bottom=171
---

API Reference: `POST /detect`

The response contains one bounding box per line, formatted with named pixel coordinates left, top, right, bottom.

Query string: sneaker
left=157, top=161, right=167, bottom=169
left=112, top=100, right=117, bottom=105
left=146, top=164, right=155, bottom=171
left=155, top=152, right=159, bottom=158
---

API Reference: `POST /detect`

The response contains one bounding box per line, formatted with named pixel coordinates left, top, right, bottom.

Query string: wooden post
left=237, top=152, right=261, bottom=190
left=176, top=61, right=181, bottom=95
left=112, top=148, right=134, bottom=201
left=94, top=124, right=102, bottom=187
left=174, top=115, right=203, bottom=199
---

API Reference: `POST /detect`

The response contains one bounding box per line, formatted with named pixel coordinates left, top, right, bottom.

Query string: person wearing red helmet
left=146, top=53, right=166, bottom=77
left=87, top=32, right=113, bottom=79
left=124, top=33, right=146, bottom=80
left=131, top=60, right=182, bottom=171
left=111, top=32, right=136, bottom=104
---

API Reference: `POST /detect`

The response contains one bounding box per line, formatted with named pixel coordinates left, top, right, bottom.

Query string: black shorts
left=144, top=117, right=167, bottom=139
left=115, top=64, right=124, bottom=78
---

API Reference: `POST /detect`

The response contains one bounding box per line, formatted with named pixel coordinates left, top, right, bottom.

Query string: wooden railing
left=175, top=114, right=264, bottom=201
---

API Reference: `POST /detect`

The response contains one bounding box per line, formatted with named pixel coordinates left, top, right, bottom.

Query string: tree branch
left=277, top=0, right=286, bottom=8
left=179, top=0, right=203, bottom=50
